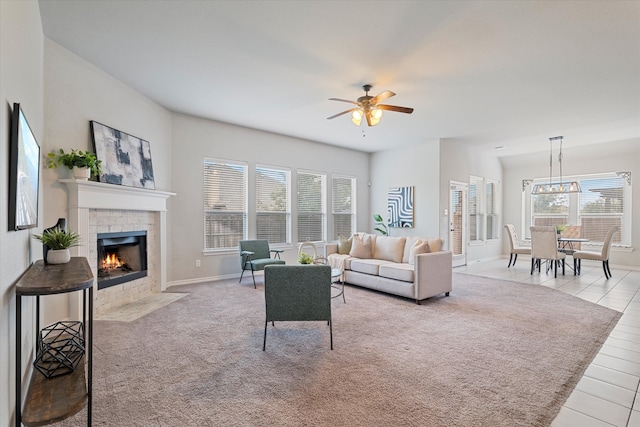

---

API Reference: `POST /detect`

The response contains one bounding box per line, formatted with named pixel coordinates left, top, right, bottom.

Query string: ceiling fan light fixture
left=351, top=109, right=363, bottom=125
left=328, top=85, right=413, bottom=127
left=369, top=110, right=382, bottom=126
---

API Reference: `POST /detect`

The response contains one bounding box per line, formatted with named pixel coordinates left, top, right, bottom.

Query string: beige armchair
left=504, top=224, right=531, bottom=267
left=573, top=226, right=619, bottom=279
left=530, top=226, right=565, bottom=278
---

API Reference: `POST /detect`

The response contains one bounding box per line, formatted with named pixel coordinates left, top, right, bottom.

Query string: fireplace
left=97, top=230, right=148, bottom=290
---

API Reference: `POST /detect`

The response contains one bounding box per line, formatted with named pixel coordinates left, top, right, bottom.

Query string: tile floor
left=459, top=258, right=640, bottom=427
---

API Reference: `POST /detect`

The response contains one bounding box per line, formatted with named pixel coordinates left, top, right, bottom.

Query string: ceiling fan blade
left=377, top=104, right=414, bottom=114
left=329, top=98, right=360, bottom=106
left=370, top=90, right=395, bottom=105
left=327, top=108, right=357, bottom=120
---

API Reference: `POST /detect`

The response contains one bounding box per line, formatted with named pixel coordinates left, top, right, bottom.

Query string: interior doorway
left=449, top=181, right=467, bottom=267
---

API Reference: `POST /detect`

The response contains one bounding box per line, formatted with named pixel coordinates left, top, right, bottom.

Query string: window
left=256, top=165, right=291, bottom=245
left=470, top=176, right=499, bottom=242
left=332, top=175, right=355, bottom=240
left=469, top=176, right=483, bottom=242
left=298, top=170, right=326, bottom=242
left=529, top=172, right=630, bottom=246
left=203, top=158, right=247, bottom=250
left=486, top=179, right=498, bottom=240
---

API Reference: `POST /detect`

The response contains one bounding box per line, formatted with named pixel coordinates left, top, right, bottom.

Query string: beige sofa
left=326, top=233, right=452, bottom=304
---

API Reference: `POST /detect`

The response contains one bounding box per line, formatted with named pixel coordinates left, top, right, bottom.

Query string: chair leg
left=263, top=321, right=267, bottom=351
left=553, top=260, right=557, bottom=278
left=329, top=319, right=333, bottom=350
left=574, top=258, right=577, bottom=275
left=603, top=261, right=611, bottom=279
left=513, top=253, right=518, bottom=266
left=251, top=268, right=256, bottom=289
left=508, top=253, right=513, bottom=268
left=239, top=268, right=245, bottom=283
left=530, top=258, right=535, bottom=275
left=606, top=260, right=612, bottom=278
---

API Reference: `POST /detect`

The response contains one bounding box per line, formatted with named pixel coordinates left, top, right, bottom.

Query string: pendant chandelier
left=532, top=136, right=581, bottom=194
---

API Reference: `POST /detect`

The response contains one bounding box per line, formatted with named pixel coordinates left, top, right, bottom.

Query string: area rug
left=60, top=273, right=621, bottom=426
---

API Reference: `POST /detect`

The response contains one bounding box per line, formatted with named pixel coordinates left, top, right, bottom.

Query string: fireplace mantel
left=61, top=180, right=175, bottom=315
left=60, top=179, right=174, bottom=212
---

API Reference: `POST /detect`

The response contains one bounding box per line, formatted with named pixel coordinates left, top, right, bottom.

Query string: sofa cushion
left=350, top=233, right=373, bottom=258
left=350, top=258, right=390, bottom=275
left=408, top=239, right=430, bottom=265
left=426, top=238, right=443, bottom=252
left=402, top=236, right=442, bottom=262
left=373, top=236, right=406, bottom=263
left=337, top=235, right=352, bottom=254
left=379, top=263, right=414, bottom=282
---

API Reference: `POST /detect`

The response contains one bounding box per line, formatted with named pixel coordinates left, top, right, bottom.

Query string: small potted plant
left=47, top=148, right=102, bottom=180
left=298, top=253, right=315, bottom=264
left=32, top=227, right=81, bottom=264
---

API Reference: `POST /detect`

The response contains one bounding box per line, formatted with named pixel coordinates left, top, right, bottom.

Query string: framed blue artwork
left=388, top=186, right=413, bottom=228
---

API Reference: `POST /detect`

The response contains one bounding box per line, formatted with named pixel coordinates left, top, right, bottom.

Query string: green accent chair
left=263, top=264, right=332, bottom=351
left=239, top=240, right=285, bottom=288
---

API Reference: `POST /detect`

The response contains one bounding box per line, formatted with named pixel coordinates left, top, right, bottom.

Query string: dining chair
left=504, top=224, right=531, bottom=267
left=573, top=225, right=619, bottom=279
left=530, top=226, right=565, bottom=278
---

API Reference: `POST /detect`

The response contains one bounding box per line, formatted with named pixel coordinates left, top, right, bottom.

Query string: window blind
left=297, top=171, right=326, bottom=242
left=256, top=165, right=290, bottom=245
left=203, top=158, right=247, bottom=250
left=332, top=175, right=355, bottom=240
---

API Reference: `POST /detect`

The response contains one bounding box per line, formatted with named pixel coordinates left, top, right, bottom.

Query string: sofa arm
left=326, top=243, right=338, bottom=256
left=414, top=251, right=452, bottom=301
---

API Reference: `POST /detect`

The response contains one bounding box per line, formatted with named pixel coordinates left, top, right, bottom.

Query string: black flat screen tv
left=8, top=102, right=40, bottom=231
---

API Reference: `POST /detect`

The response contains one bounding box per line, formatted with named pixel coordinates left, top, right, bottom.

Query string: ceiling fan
left=327, top=84, right=414, bottom=126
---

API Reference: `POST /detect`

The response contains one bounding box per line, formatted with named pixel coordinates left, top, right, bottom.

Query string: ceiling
left=38, top=1, right=640, bottom=155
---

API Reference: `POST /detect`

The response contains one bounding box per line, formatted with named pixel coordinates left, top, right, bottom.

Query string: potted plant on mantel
left=32, top=227, right=81, bottom=264
left=47, top=148, right=102, bottom=180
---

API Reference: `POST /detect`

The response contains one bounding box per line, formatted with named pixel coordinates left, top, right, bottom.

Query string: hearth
left=97, top=231, right=147, bottom=290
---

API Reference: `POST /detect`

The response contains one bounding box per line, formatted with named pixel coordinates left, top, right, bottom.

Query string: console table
left=15, top=257, right=94, bottom=427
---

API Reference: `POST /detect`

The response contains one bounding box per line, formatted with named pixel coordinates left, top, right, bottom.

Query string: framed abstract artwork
left=387, top=186, right=413, bottom=228
left=90, top=121, right=155, bottom=189
left=8, top=103, right=40, bottom=230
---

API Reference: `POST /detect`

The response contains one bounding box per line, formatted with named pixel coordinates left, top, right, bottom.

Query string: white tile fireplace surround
left=60, top=180, right=175, bottom=315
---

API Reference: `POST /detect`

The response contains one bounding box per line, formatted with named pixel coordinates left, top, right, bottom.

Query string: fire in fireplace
left=97, top=231, right=147, bottom=290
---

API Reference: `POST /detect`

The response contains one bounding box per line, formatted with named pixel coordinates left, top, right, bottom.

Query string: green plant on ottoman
left=298, top=253, right=314, bottom=264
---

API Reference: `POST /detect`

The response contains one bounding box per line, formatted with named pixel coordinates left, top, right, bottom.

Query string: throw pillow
left=337, top=234, right=353, bottom=255
left=349, top=234, right=373, bottom=259
left=408, top=239, right=430, bottom=265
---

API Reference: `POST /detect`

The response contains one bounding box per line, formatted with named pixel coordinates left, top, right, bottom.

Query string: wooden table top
left=16, top=257, right=94, bottom=296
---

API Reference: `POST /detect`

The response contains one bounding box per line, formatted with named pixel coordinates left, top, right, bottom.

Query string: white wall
left=369, top=139, right=441, bottom=238
left=168, top=113, right=370, bottom=284
left=439, top=139, right=504, bottom=263
left=0, top=2, right=44, bottom=425
left=42, top=39, right=174, bottom=321
left=501, top=138, right=640, bottom=269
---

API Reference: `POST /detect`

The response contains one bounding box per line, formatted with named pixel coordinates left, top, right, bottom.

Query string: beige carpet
left=95, top=293, right=187, bottom=322
left=59, top=273, right=620, bottom=426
